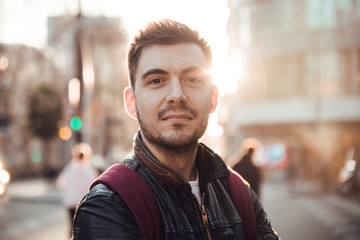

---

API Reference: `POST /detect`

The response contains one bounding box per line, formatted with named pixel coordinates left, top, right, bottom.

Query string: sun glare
left=1, top=0, right=237, bottom=97
left=0, top=0, right=235, bottom=154
left=113, top=0, right=235, bottom=97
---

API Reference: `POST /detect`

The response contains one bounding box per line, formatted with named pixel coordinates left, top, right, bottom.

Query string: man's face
left=125, top=43, right=218, bottom=151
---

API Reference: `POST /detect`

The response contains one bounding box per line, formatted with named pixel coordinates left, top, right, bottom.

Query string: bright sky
left=0, top=0, right=238, bottom=139
left=0, top=0, right=234, bottom=93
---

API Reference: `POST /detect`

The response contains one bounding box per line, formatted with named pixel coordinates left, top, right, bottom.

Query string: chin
left=162, top=130, right=202, bottom=147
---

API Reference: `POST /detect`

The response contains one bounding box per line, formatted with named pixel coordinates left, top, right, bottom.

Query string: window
left=306, top=0, right=336, bottom=29
left=339, top=50, right=352, bottom=94
left=252, top=0, right=294, bottom=39
left=305, top=50, right=340, bottom=96
left=237, top=6, right=251, bottom=47
left=307, top=0, right=359, bottom=29
left=264, top=57, right=289, bottom=100
left=294, top=55, right=306, bottom=97
left=337, top=0, right=356, bottom=27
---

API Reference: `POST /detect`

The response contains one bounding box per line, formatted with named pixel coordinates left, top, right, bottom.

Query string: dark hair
left=127, top=19, right=212, bottom=90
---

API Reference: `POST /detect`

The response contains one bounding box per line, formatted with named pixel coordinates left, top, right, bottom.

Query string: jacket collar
left=133, top=131, right=229, bottom=193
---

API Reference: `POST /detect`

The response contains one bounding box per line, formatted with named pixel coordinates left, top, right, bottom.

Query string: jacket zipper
left=197, top=193, right=212, bottom=240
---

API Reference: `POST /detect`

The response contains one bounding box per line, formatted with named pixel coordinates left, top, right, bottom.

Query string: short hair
left=127, top=19, right=212, bottom=90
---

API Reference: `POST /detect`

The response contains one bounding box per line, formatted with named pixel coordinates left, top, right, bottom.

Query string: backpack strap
left=227, top=167, right=256, bottom=240
left=90, top=162, right=256, bottom=240
left=90, top=164, right=162, bottom=240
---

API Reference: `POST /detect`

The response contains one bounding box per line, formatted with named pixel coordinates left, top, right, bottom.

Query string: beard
left=136, top=103, right=209, bottom=153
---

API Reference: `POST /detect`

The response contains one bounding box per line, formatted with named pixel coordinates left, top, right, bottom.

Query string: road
left=263, top=180, right=360, bottom=240
left=0, top=179, right=68, bottom=240
left=0, top=178, right=359, bottom=240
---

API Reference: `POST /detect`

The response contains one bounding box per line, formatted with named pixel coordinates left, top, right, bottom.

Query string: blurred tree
left=27, top=84, right=62, bottom=177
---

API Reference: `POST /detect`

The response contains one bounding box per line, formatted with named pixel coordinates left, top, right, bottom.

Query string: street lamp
left=79, top=35, right=95, bottom=145
left=68, top=77, right=81, bottom=105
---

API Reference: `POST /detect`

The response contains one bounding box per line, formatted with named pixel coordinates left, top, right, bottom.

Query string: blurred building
left=0, top=43, right=67, bottom=177
left=0, top=15, right=138, bottom=179
left=225, top=0, right=360, bottom=186
left=47, top=15, right=137, bottom=166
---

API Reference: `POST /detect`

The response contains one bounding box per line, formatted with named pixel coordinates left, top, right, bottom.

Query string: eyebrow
left=182, top=66, right=208, bottom=75
left=141, top=69, right=168, bottom=81
left=140, top=66, right=210, bottom=81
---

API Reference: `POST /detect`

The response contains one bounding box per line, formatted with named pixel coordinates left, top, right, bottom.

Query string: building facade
left=225, top=0, right=360, bottom=187
left=0, top=15, right=138, bottom=178
left=0, top=44, right=67, bottom=177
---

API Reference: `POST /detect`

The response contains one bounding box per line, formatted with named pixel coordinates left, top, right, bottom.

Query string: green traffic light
left=70, top=116, right=82, bottom=131
left=31, top=150, right=42, bottom=163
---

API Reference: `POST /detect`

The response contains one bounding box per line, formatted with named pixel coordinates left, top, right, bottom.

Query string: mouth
left=161, top=113, right=193, bottom=122
left=158, top=103, right=198, bottom=123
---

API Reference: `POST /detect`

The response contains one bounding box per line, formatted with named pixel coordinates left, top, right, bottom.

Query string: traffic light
left=70, top=116, right=82, bottom=131
left=31, top=151, right=42, bottom=163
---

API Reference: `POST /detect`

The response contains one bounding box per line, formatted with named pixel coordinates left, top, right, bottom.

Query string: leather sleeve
left=72, top=183, right=143, bottom=240
left=249, top=189, right=280, bottom=240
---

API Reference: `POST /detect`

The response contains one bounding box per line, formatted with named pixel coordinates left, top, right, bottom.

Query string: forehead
left=136, top=43, right=208, bottom=78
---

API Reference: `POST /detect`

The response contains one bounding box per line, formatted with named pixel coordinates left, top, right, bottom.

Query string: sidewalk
left=2, top=178, right=68, bottom=240
left=262, top=180, right=360, bottom=240
left=6, top=178, right=61, bottom=201
left=4, top=178, right=360, bottom=240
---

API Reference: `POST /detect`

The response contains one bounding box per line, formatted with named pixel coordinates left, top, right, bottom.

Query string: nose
left=166, top=78, right=186, bottom=103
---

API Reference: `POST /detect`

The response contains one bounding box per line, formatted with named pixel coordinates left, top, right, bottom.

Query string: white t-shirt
left=189, top=170, right=201, bottom=204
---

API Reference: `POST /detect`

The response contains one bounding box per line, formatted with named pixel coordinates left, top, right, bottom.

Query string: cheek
left=192, top=92, right=213, bottom=112
left=135, top=95, right=159, bottom=119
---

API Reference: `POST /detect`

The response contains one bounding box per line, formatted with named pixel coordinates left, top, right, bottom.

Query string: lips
left=158, top=103, right=199, bottom=121
left=161, top=113, right=193, bottom=121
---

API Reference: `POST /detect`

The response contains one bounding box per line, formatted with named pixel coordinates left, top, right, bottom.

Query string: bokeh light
left=70, top=116, right=82, bottom=131
left=59, top=126, right=72, bottom=140
left=30, top=151, right=42, bottom=163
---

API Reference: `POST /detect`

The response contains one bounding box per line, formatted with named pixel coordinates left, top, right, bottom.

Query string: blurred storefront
left=224, top=0, right=360, bottom=189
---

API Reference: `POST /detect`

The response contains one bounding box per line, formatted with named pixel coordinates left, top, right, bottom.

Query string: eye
left=148, top=78, right=164, bottom=86
left=184, top=76, right=205, bottom=86
left=187, top=77, right=200, bottom=83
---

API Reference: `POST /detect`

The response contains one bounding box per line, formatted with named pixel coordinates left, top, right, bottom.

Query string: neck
left=142, top=135, right=198, bottom=181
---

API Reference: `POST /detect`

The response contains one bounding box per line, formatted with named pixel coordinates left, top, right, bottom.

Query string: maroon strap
left=90, top=164, right=255, bottom=240
left=227, top=167, right=256, bottom=240
left=90, top=164, right=162, bottom=240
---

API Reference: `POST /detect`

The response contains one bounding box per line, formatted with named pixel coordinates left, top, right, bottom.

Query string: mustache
left=158, top=102, right=198, bottom=119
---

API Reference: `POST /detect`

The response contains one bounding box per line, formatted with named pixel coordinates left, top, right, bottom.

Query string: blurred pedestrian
left=56, top=142, right=98, bottom=236
left=233, top=147, right=262, bottom=198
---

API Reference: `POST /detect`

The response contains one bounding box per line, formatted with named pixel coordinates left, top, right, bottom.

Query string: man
left=233, top=148, right=262, bottom=199
left=73, top=19, right=279, bottom=240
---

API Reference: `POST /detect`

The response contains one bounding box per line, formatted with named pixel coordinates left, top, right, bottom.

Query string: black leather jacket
left=73, top=134, right=279, bottom=240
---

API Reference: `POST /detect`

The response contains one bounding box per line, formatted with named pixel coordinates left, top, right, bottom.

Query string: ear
left=210, top=85, right=218, bottom=114
left=124, top=87, right=138, bottom=119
